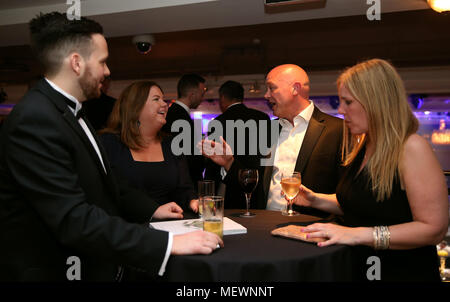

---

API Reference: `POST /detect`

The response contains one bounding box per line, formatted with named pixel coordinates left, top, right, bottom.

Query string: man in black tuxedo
left=201, top=65, right=343, bottom=218
left=0, top=12, right=222, bottom=282
left=162, top=74, right=207, bottom=187
left=204, top=80, right=271, bottom=209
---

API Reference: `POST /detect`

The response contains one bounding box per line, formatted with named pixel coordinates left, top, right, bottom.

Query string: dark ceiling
left=1, top=9, right=450, bottom=84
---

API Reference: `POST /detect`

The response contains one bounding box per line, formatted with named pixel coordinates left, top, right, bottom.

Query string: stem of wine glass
left=288, top=198, right=294, bottom=213
left=245, top=193, right=251, bottom=214
left=440, top=257, right=446, bottom=280
left=285, top=198, right=290, bottom=213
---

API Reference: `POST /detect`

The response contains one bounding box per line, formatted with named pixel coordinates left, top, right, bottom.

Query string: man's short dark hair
left=219, top=80, right=244, bottom=102
left=29, top=12, right=103, bottom=76
left=177, top=74, right=205, bottom=99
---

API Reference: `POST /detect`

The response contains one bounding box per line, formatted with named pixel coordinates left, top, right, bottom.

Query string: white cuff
left=158, top=232, right=173, bottom=276
left=220, top=167, right=227, bottom=180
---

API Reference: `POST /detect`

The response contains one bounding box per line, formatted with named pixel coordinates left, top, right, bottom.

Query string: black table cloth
left=161, top=209, right=355, bottom=282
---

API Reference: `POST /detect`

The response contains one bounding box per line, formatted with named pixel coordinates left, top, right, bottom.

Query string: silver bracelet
left=373, top=226, right=379, bottom=249
left=373, top=226, right=390, bottom=250
left=382, top=226, right=391, bottom=250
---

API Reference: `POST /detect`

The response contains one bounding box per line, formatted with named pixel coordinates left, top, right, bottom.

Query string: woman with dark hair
left=292, top=59, right=448, bottom=281
left=100, top=81, right=199, bottom=218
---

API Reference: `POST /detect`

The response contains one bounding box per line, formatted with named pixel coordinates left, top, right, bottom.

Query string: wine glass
left=197, top=180, right=215, bottom=218
left=437, top=240, right=449, bottom=281
left=280, top=171, right=301, bottom=216
left=238, top=169, right=259, bottom=217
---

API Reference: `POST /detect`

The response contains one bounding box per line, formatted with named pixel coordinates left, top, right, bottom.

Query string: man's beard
left=79, top=66, right=102, bottom=100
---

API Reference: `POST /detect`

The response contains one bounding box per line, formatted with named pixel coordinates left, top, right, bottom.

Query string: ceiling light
left=249, top=81, right=261, bottom=93
left=427, top=0, right=450, bottom=13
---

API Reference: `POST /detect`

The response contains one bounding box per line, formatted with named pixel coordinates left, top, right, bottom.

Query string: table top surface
left=162, top=209, right=353, bottom=281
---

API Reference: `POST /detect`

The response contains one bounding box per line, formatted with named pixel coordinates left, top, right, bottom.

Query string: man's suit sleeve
left=4, top=102, right=169, bottom=275
left=115, top=174, right=161, bottom=223
left=222, top=159, right=244, bottom=188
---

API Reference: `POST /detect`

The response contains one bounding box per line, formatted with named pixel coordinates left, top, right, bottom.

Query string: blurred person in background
left=162, top=74, right=207, bottom=187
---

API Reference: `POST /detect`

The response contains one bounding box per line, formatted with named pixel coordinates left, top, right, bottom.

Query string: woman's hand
left=190, top=199, right=199, bottom=213
left=301, top=223, right=371, bottom=247
left=291, top=185, right=316, bottom=207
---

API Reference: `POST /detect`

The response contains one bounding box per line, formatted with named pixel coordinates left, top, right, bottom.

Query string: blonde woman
left=293, top=59, right=448, bottom=281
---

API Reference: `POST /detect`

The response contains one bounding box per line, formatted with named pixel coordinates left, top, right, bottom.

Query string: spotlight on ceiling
left=426, top=0, right=450, bottom=13
left=249, top=81, right=261, bottom=93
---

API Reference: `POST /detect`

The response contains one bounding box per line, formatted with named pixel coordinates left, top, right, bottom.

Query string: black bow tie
left=64, top=98, right=85, bottom=119
left=76, top=107, right=86, bottom=119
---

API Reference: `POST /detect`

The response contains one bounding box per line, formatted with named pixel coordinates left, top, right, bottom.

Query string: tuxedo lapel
left=37, top=80, right=110, bottom=179
left=61, top=108, right=111, bottom=178
left=68, top=113, right=118, bottom=198
left=82, top=117, right=114, bottom=176
left=92, top=127, right=119, bottom=195
left=294, top=107, right=325, bottom=174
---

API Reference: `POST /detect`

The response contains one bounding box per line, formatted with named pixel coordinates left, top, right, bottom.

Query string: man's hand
left=197, top=136, right=234, bottom=171
left=153, top=202, right=183, bottom=220
left=189, top=199, right=199, bottom=213
left=171, top=230, right=224, bottom=255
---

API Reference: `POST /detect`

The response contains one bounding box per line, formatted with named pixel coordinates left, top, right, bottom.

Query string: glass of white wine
left=202, top=196, right=224, bottom=239
left=197, top=180, right=215, bottom=218
left=280, top=171, right=301, bottom=216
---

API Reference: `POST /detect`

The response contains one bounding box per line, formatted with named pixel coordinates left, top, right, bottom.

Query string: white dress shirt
left=266, top=101, right=314, bottom=211
left=45, top=78, right=172, bottom=276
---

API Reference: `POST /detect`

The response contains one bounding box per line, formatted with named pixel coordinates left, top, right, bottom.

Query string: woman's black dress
left=336, top=147, right=440, bottom=281
left=100, top=133, right=196, bottom=212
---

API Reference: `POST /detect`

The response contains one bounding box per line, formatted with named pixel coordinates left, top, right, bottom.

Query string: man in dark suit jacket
left=162, top=74, right=207, bottom=187
left=201, top=64, right=343, bottom=218
left=0, top=12, right=221, bottom=282
left=204, top=80, right=271, bottom=209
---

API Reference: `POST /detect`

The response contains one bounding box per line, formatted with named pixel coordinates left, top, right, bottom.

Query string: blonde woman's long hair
left=337, top=59, right=418, bottom=201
